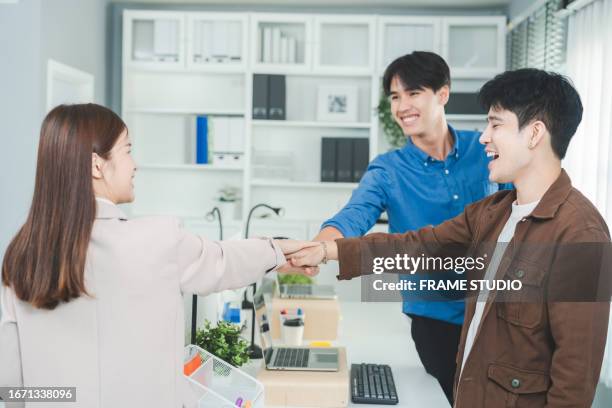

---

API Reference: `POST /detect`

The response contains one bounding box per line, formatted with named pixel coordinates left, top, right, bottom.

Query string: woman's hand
left=274, top=239, right=320, bottom=256
left=274, top=239, right=321, bottom=277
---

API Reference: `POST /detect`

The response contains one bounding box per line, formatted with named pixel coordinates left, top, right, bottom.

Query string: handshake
left=273, top=239, right=339, bottom=277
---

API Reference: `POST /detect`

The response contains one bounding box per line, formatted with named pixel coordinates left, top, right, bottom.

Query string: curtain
left=564, top=0, right=612, bottom=387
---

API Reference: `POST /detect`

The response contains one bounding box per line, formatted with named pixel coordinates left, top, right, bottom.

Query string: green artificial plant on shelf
left=194, top=320, right=250, bottom=368
left=277, top=273, right=314, bottom=285
left=217, top=186, right=240, bottom=203
left=377, top=93, right=406, bottom=149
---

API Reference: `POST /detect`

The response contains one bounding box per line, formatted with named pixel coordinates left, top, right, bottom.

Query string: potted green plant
left=377, top=93, right=406, bottom=149
left=194, top=320, right=250, bottom=368
left=277, top=273, right=314, bottom=286
left=216, top=186, right=241, bottom=220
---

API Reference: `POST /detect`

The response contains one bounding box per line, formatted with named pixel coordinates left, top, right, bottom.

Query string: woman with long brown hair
left=0, top=103, right=315, bottom=407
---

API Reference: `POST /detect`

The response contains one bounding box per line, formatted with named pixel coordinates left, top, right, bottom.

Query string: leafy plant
left=217, top=186, right=240, bottom=202
left=377, top=93, right=406, bottom=149
left=195, top=320, right=250, bottom=367
left=278, top=273, right=314, bottom=285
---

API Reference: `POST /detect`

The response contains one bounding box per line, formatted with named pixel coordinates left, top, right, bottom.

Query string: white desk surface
left=244, top=301, right=450, bottom=408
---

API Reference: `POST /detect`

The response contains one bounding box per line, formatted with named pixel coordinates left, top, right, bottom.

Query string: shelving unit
left=441, top=16, right=506, bottom=78
left=121, top=9, right=505, bottom=229
left=251, top=120, right=371, bottom=129
left=138, top=164, right=244, bottom=171
left=251, top=179, right=358, bottom=189
left=125, top=108, right=245, bottom=115
left=377, top=16, right=441, bottom=72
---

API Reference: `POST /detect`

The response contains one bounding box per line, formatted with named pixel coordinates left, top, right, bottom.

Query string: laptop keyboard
left=273, top=347, right=310, bottom=368
left=286, top=286, right=313, bottom=296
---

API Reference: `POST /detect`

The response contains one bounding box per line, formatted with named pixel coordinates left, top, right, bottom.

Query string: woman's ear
left=92, top=153, right=104, bottom=179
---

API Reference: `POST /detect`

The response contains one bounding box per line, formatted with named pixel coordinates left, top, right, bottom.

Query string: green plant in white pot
left=216, top=186, right=241, bottom=220
left=195, top=320, right=250, bottom=368
left=277, top=273, right=314, bottom=286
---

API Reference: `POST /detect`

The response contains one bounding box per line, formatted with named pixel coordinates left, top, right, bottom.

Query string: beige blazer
left=0, top=198, right=285, bottom=408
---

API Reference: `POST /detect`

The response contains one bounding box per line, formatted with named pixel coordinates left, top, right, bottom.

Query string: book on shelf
left=196, top=116, right=209, bottom=164
left=252, top=74, right=286, bottom=120
left=321, top=138, right=337, bottom=182
left=268, top=75, right=286, bottom=120
left=271, top=27, right=281, bottom=63
left=211, top=21, right=228, bottom=62
left=320, top=137, right=370, bottom=183
left=263, top=26, right=273, bottom=63
left=153, top=19, right=178, bottom=61
left=211, top=117, right=230, bottom=152
left=287, top=36, right=297, bottom=63
left=210, top=117, right=245, bottom=154
left=227, top=21, right=242, bottom=61
left=336, top=139, right=353, bottom=182
left=260, top=26, right=298, bottom=64
left=352, top=138, right=369, bottom=182
left=228, top=118, right=245, bottom=153
left=252, top=74, right=269, bottom=119
left=280, top=36, right=288, bottom=64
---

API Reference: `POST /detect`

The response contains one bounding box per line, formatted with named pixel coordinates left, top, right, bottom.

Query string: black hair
left=478, top=68, right=583, bottom=159
left=382, top=51, right=451, bottom=96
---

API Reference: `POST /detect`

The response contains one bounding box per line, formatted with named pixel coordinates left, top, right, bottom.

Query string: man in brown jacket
left=291, top=68, right=611, bottom=407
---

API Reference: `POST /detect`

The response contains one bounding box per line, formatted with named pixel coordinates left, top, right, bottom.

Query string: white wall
left=0, top=0, right=43, bottom=260
left=0, top=0, right=108, bottom=260
left=506, top=0, right=534, bottom=19
left=40, top=0, right=108, bottom=107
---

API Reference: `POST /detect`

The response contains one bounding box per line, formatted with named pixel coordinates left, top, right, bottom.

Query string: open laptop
left=263, top=344, right=340, bottom=372
left=254, top=278, right=339, bottom=372
left=275, top=273, right=337, bottom=300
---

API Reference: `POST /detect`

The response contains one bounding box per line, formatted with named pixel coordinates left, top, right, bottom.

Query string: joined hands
left=274, top=239, right=338, bottom=277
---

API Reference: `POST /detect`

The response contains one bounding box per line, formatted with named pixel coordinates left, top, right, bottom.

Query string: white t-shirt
left=459, top=199, right=540, bottom=377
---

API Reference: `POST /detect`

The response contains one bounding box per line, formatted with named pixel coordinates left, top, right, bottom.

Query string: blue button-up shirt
left=322, top=125, right=509, bottom=325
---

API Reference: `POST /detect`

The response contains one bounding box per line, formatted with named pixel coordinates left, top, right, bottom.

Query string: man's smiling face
left=389, top=75, right=447, bottom=137
left=479, top=106, right=534, bottom=184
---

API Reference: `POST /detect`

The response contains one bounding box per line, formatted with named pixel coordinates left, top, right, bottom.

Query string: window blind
left=508, top=0, right=568, bottom=71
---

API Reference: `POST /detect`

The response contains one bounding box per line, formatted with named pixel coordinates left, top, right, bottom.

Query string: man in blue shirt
left=302, top=52, right=505, bottom=405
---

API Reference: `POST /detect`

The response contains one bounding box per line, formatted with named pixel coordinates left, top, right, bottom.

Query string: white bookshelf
left=251, top=179, right=358, bottom=189
left=121, top=10, right=505, bottom=228
left=125, top=108, right=245, bottom=115
left=313, top=15, right=376, bottom=75
left=376, top=16, right=441, bottom=73
left=186, top=12, right=249, bottom=72
left=123, top=11, right=186, bottom=70
left=138, top=164, right=243, bottom=171
left=252, top=120, right=371, bottom=129
left=250, top=13, right=312, bottom=74
left=441, top=16, right=506, bottom=78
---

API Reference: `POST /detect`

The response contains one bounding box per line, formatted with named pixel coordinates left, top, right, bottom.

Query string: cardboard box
left=257, top=347, right=349, bottom=407
left=266, top=295, right=340, bottom=341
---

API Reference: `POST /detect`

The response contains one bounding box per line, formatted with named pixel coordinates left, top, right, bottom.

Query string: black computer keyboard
left=351, top=363, right=399, bottom=405
left=273, top=347, right=310, bottom=368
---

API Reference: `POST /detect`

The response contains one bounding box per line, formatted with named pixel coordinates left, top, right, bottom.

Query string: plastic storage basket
left=183, top=345, right=264, bottom=408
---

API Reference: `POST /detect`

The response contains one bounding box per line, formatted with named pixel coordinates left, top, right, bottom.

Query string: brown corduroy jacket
left=336, top=169, right=611, bottom=408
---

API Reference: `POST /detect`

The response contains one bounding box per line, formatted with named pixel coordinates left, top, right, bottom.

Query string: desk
left=244, top=301, right=449, bottom=408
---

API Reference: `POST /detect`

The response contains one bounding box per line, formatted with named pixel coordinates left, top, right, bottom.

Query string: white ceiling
left=113, top=0, right=510, bottom=8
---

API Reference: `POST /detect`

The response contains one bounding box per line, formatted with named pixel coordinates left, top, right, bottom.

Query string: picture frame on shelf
left=316, top=85, right=358, bottom=122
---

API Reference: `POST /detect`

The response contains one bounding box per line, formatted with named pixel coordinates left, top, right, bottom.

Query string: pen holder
left=279, top=309, right=305, bottom=346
